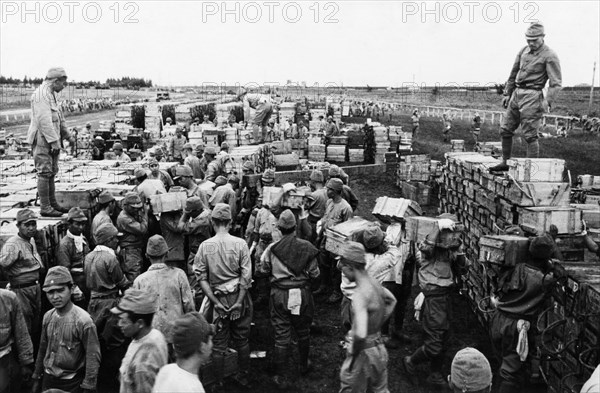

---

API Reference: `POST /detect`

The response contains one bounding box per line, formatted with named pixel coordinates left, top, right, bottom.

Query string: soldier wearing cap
left=168, top=127, right=187, bottom=163
left=134, top=167, right=167, bottom=204
left=182, top=142, right=204, bottom=179
left=199, top=146, right=217, bottom=174
left=111, top=288, right=168, bottom=393
left=195, top=143, right=205, bottom=160
left=91, top=191, right=116, bottom=244
left=25, top=67, right=74, bottom=217
left=32, top=266, right=101, bottom=393
left=173, top=165, right=210, bottom=209
left=112, top=142, right=131, bottom=163
left=56, top=207, right=91, bottom=307
left=194, top=203, right=253, bottom=386
left=448, top=347, right=493, bottom=393
left=323, top=116, right=340, bottom=139
left=307, top=170, right=328, bottom=245
left=147, top=157, right=174, bottom=190
left=117, top=192, right=149, bottom=282
left=133, top=235, right=195, bottom=353
left=84, top=223, right=130, bottom=388
left=202, top=114, right=212, bottom=125
left=238, top=88, right=273, bottom=144
left=0, top=208, right=44, bottom=343
left=337, top=241, right=397, bottom=393
left=152, top=312, right=215, bottom=392
left=219, top=141, right=230, bottom=156
left=258, top=210, right=319, bottom=388
left=204, top=153, right=234, bottom=183
left=0, top=288, right=34, bottom=392
left=489, top=236, right=557, bottom=393
left=329, top=165, right=358, bottom=211
left=314, top=178, right=353, bottom=303
left=403, top=215, right=467, bottom=387
left=209, top=174, right=239, bottom=218
left=489, top=22, right=562, bottom=173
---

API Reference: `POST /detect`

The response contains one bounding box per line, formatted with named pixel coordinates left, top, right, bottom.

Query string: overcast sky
left=1, top=1, right=599, bottom=87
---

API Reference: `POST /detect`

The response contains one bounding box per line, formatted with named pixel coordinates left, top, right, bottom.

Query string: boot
left=489, top=136, right=513, bottom=172
left=298, top=339, right=312, bottom=375
left=271, top=346, right=290, bottom=390
left=49, top=176, right=69, bottom=213
left=38, top=176, right=64, bottom=217
left=231, top=343, right=252, bottom=388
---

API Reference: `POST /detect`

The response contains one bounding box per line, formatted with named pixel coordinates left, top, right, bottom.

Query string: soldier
left=112, top=142, right=131, bottom=163
left=209, top=174, right=239, bottom=218
left=133, top=235, right=195, bottom=355
left=0, top=209, right=43, bottom=344
left=173, top=165, right=210, bottom=208
left=32, top=266, right=101, bottom=393
left=472, top=112, right=482, bottom=145
left=219, top=141, right=230, bottom=156
left=489, top=22, right=562, bottom=172
left=147, top=157, right=174, bottom=190
left=328, top=165, right=358, bottom=211
left=314, top=178, right=353, bottom=303
left=402, top=216, right=467, bottom=388
left=448, top=348, right=493, bottom=393
left=91, top=191, right=116, bottom=244
left=195, top=204, right=253, bottom=387
left=168, top=127, right=187, bottom=163
left=338, top=241, right=397, bottom=393
left=238, top=88, right=273, bottom=144
left=111, top=288, right=168, bottom=393
left=134, top=167, right=167, bottom=203
left=489, top=236, right=557, bottom=393
left=183, top=143, right=204, bottom=179
left=323, top=116, right=340, bottom=138
left=199, top=146, right=217, bottom=174
left=26, top=67, right=74, bottom=216
left=117, top=193, right=149, bottom=282
left=258, top=210, right=320, bottom=388
left=0, top=288, right=34, bottom=393
left=195, top=143, right=205, bottom=160
left=411, top=109, right=420, bottom=136
left=306, top=170, right=328, bottom=245
left=237, top=161, right=261, bottom=233
left=442, top=111, right=453, bottom=143
left=56, top=207, right=91, bottom=307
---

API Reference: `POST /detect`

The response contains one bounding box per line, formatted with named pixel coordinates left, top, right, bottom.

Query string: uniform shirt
left=496, top=262, right=553, bottom=320
left=324, top=122, right=339, bottom=137
left=169, top=135, right=187, bottom=159
left=321, top=198, right=353, bottom=234
left=309, top=188, right=328, bottom=219
left=411, top=114, right=420, bottom=126
left=152, top=363, right=205, bottom=393
left=56, top=233, right=90, bottom=273
left=159, top=211, right=185, bottom=262
left=91, top=210, right=113, bottom=244
left=0, top=289, right=34, bottom=364
left=0, top=235, right=43, bottom=284
left=505, top=44, right=562, bottom=100
left=253, top=208, right=280, bottom=241
left=473, top=115, right=482, bottom=128
left=195, top=233, right=252, bottom=292
left=184, top=155, right=204, bottom=179
left=119, top=329, right=168, bottom=393
left=135, top=179, right=167, bottom=203
left=341, top=185, right=359, bottom=211
left=34, top=305, right=101, bottom=390
left=117, top=210, right=148, bottom=249
left=26, top=80, right=68, bottom=145
left=179, top=210, right=212, bottom=256
left=384, top=239, right=411, bottom=284
left=84, top=245, right=129, bottom=297
left=204, top=161, right=221, bottom=182
left=417, top=242, right=463, bottom=293
left=198, top=157, right=210, bottom=173
left=116, top=153, right=132, bottom=163
left=209, top=184, right=236, bottom=217
left=133, top=264, right=195, bottom=343
left=185, top=184, right=210, bottom=210
left=260, top=238, right=319, bottom=287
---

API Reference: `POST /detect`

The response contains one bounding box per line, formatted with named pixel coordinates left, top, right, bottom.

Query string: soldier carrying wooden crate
left=489, top=22, right=562, bottom=173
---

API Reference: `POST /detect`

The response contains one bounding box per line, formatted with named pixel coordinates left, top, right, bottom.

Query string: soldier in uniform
left=26, top=67, right=74, bottom=216
left=91, top=191, right=116, bottom=245
left=117, top=193, right=149, bottom=282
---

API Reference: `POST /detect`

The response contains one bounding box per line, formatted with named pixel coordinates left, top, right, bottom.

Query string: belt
left=9, top=280, right=39, bottom=289
left=516, top=86, right=542, bottom=91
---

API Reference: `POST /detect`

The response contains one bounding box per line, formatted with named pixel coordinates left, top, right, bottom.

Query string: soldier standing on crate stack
left=411, top=109, right=420, bottom=137
left=56, top=207, right=91, bottom=308
left=402, top=214, right=467, bottom=388
left=489, top=235, right=558, bottom=393
left=0, top=209, right=44, bottom=349
left=26, top=67, right=75, bottom=217
left=194, top=204, right=254, bottom=387
left=489, top=22, right=562, bottom=173
left=117, top=193, right=149, bottom=283
left=442, top=111, right=453, bottom=142
left=257, top=210, right=320, bottom=389
left=472, top=112, right=482, bottom=145
left=238, top=87, right=273, bottom=144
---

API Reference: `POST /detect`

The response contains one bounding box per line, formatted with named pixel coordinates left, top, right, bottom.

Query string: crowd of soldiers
left=59, top=98, right=115, bottom=114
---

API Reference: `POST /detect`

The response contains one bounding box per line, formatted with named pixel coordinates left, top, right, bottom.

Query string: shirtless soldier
left=337, top=241, right=397, bottom=393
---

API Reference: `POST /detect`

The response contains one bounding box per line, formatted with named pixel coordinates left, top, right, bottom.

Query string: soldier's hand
left=502, top=96, right=509, bottom=109
left=214, top=302, right=228, bottom=317
left=229, top=302, right=242, bottom=320
left=50, top=141, right=61, bottom=154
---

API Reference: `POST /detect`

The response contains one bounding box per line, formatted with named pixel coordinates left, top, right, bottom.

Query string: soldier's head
left=43, top=266, right=74, bottom=311
left=278, top=209, right=297, bottom=235
left=211, top=203, right=232, bottom=230
left=326, top=178, right=344, bottom=199
left=86, top=122, right=92, bottom=129
left=194, top=117, right=200, bottom=124
left=146, top=235, right=169, bottom=264
left=98, top=191, right=116, bottom=214
left=183, top=143, right=193, bottom=155
left=336, top=241, right=366, bottom=282
left=173, top=165, right=194, bottom=187
left=113, top=142, right=124, bottom=156
left=195, top=144, right=205, bottom=159
left=111, top=288, right=157, bottom=339
left=148, top=157, right=160, bottom=176
left=67, top=207, right=88, bottom=236
left=242, top=160, right=255, bottom=175
left=122, top=192, right=144, bottom=216
left=525, top=22, right=545, bottom=51
left=448, top=347, right=492, bottom=393
left=46, top=67, right=68, bottom=93
left=94, top=223, right=120, bottom=251
left=172, top=312, right=215, bottom=364
left=204, top=147, right=217, bottom=162
left=175, top=127, right=183, bottom=137
left=185, top=197, right=204, bottom=218
left=16, top=209, right=38, bottom=239
left=165, top=117, right=173, bottom=125
left=529, top=235, right=554, bottom=272
left=134, top=168, right=149, bottom=185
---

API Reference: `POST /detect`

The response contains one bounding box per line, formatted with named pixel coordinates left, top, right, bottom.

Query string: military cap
left=173, top=165, right=193, bottom=179
left=242, top=161, right=255, bottom=171
left=111, top=288, right=157, bottom=315
left=113, top=142, right=124, bottom=151
left=214, top=175, right=227, bottom=187
left=95, top=223, right=120, bottom=245
left=185, top=197, right=204, bottom=211
left=172, top=312, right=216, bottom=358
left=221, top=142, right=229, bottom=150
left=183, top=143, right=193, bottom=151
left=148, top=157, right=159, bottom=166
left=67, top=207, right=88, bottom=222
left=326, top=178, right=344, bottom=192
left=278, top=209, right=296, bottom=229
left=146, top=235, right=169, bottom=257
left=97, top=190, right=115, bottom=205
left=194, top=117, right=200, bottom=122
left=310, top=170, right=324, bottom=183
left=122, top=192, right=143, bottom=208
left=86, top=122, right=92, bottom=127
left=329, top=165, right=342, bottom=177
left=46, top=67, right=67, bottom=79
left=525, top=22, right=545, bottom=38
left=529, top=235, right=554, bottom=260
left=166, top=117, right=172, bottom=123
left=195, top=144, right=205, bottom=153
left=340, top=241, right=366, bottom=265
left=134, top=168, right=149, bottom=179
left=363, top=226, right=384, bottom=250
left=450, top=347, right=492, bottom=392
left=228, top=174, right=240, bottom=184
left=43, top=266, right=73, bottom=292
left=16, top=208, right=38, bottom=224
left=211, top=203, right=231, bottom=220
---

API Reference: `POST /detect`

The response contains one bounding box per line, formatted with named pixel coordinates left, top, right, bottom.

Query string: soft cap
left=450, top=347, right=493, bottom=392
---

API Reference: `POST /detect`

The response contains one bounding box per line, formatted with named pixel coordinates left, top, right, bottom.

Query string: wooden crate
left=504, top=182, right=570, bottom=207
left=149, top=192, right=187, bottom=213
left=55, top=189, right=100, bottom=210
left=325, top=217, right=372, bottom=255
left=478, top=235, right=530, bottom=266
left=518, top=207, right=583, bottom=235
left=400, top=181, right=431, bottom=206
left=372, top=196, right=422, bottom=223
left=507, top=158, right=565, bottom=182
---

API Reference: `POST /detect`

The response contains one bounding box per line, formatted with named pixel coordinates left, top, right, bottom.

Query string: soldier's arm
left=32, top=316, right=49, bottom=380
left=350, top=294, right=369, bottom=354
left=381, top=286, right=397, bottom=322
left=11, top=295, right=34, bottom=366
left=504, top=48, right=524, bottom=97
left=179, top=270, right=196, bottom=313
left=55, top=241, right=72, bottom=269
left=81, top=321, right=101, bottom=390
left=119, top=215, right=148, bottom=236
left=107, top=256, right=130, bottom=290
left=0, top=242, right=19, bottom=269
left=306, top=255, right=320, bottom=280
left=545, top=52, right=562, bottom=106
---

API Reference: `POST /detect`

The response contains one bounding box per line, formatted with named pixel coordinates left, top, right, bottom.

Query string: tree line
left=0, top=75, right=152, bottom=89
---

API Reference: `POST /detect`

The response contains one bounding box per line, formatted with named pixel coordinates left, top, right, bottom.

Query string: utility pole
left=589, top=61, right=596, bottom=115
